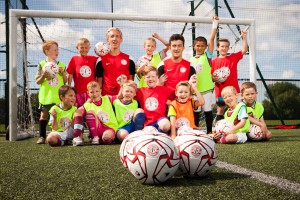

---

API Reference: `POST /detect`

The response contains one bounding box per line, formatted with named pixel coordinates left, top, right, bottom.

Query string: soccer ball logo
left=94, top=41, right=110, bottom=56
left=126, top=132, right=179, bottom=185
left=174, top=133, right=218, bottom=177
left=247, top=124, right=263, bottom=141
left=215, top=119, right=233, bottom=136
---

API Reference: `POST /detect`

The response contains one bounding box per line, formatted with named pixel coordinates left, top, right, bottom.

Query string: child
left=189, top=16, right=218, bottom=134
left=135, top=66, right=174, bottom=133
left=241, top=81, right=272, bottom=141
left=95, top=27, right=136, bottom=96
left=79, top=81, right=118, bottom=145
left=136, top=33, right=169, bottom=88
left=46, top=85, right=84, bottom=146
left=114, top=76, right=145, bottom=141
left=215, top=86, right=250, bottom=144
left=35, top=41, right=67, bottom=144
left=67, top=38, right=98, bottom=107
left=211, top=30, right=248, bottom=122
left=168, top=79, right=205, bottom=139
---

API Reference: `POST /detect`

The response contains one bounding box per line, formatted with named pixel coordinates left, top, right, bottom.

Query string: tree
left=262, top=82, right=300, bottom=120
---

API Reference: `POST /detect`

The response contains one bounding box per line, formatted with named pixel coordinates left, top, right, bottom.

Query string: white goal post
left=9, top=9, right=256, bottom=141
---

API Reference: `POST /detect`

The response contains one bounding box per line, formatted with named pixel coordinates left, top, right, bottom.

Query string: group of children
left=35, top=16, right=271, bottom=147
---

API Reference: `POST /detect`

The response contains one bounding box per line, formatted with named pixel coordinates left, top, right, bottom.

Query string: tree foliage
left=262, top=82, right=300, bottom=120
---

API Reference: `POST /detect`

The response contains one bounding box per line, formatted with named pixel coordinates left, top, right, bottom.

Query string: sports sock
left=134, top=112, right=145, bottom=130
left=193, top=112, right=200, bottom=127
left=39, top=120, right=48, bottom=138
left=85, top=112, right=97, bottom=137
left=204, top=111, right=213, bottom=133
left=73, top=115, right=83, bottom=138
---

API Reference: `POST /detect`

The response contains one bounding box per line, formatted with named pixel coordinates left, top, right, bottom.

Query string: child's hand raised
left=51, top=109, right=57, bottom=119
left=188, top=74, right=197, bottom=86
left=158, top=74, right=168, bottom=86
left=116, top=75, right=127, bottom=85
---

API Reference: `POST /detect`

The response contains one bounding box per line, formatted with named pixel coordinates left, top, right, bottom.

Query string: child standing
left=114, top=77, right=145, bottom=141
left=216, top=86, right=250, bottom=144
left=46, top=85, right=84, bottom=146
left=136, top=33, right=169, bottom=88
left=67, top=38, right=98, bottom=107
left=189, top=16, right=218, bottom=134
left=79, top=81, right=118, bottom=145
left=35, top=41, right=67, bottom=144
left=135, top=66, right=174, bottom=133
left=211, top=30, right=248, bottom=122
left=241, top=81, right=272, bottom=141
left=168, top=79, right=205, bottom=139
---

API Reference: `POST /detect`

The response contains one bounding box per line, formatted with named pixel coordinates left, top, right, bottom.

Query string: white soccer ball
left=94, top=41, right=110, bottom=56
left=43, top=62, right=59, bottom=78
left=174, top=133, right=218, bottom=177
left=142, top=126, right=158, bottom=133
left=247, top=124, right=263, bottom=141
left=215, top=119, right=233, bottom=136
left=126, top=132, right=179, bottom=185
left=136, top=56, right=150, bottom=69
left=119, top=130, right=144, bottom=168
left=213, top=67, right=230, bottom=83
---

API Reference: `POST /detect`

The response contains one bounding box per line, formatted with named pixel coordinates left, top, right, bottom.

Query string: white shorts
left=51, top=127, right=74, bottom=141
left=235, top=132, right=248, bottom=144
left=192, top=91, right=216, bottom=112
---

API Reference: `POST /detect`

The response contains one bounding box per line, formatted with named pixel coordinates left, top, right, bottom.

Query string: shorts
left=118, top=122, right=135, bottom=133
left=192, top=91, right=216, bottom=112
left=39, top=103, right=55, bottom=112
left=216, top=97, right=226, bottom=107
left=147, top=117, right=168, bottom=130
left=76, top=92, right=90, bottom=108
left=50, top=127, right=74, bottom=146
left=235, top=132, right=248, bottom=144
left=95, top=123, right=116, bottom=138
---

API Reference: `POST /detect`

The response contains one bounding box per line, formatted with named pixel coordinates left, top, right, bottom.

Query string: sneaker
left=92, top=136, right=100, bottom=145
left=72, top=136, right=84, bottom=146
left=36, top=137, right=45, bottom=144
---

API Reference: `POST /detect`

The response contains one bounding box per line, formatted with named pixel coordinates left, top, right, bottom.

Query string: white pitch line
left=216, top=161, right=300, bottom=194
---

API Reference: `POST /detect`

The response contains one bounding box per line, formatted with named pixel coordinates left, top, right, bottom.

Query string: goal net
left=9, top=9, right=256, bottom=140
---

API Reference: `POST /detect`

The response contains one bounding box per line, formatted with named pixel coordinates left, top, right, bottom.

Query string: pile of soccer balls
left=119, top=126, right=218, bottom=185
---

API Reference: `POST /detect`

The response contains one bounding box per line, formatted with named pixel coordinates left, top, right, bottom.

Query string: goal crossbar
left=9, top=9, right=256, bottom=141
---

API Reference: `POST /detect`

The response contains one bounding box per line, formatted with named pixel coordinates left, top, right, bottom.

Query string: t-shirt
left=95, top=52, right=136, bottom=96
left=135, top=86, right=173, bottom=126
left=157, top=58, right=196, bottom=91
left=67, top=55, right=97, bottom=93
left=211, top=51, right=243, bottom=98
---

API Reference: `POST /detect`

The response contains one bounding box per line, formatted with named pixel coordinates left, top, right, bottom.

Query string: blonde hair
left=144, top=37, right=156, bottom=46
left=106, top=27, right=123, bottom=39
left=143, top=65, right=158, bottom=76
left=217, top=38, right=230, bottom=47
left=221, top=86, right=237, bottom=97
left=76, top=38, right=90, bottom=48
left=87, top=81, right=101, bottom=91
left=241, top=81, right=257, bottom=94
left=122, top=80, right=137, bottom=91
left=176, top=81, right=192, bottom=94
left=42, top=41, right=58, bottom=55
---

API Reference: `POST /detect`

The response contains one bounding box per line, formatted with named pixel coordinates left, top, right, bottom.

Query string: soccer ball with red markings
left=43, top=62, right=59, bottom=78
left=213, top=67, right=230, bottom=83
left=174, top=133, right=217, bottom=177
left=126, top=131, right=179, bottom=185
left=119, top=130, right=144, bottom=168
left=136, top=56, right=150, bottom=69
left=247, top=124, right=263, bottom=141
left=94, top=41, right=110, bottom=56
left=215, top=119, right=233, bottom=136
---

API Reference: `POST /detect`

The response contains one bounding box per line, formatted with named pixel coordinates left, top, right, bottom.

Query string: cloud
left=281, top=70, right=295, bottom=79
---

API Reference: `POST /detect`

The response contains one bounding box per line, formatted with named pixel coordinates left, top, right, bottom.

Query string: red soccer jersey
left=211, top=51, right=243, bottom=98
left=67, top=55, right=97, bottom=93
left=157, top=58, right=195, bottom=91
left=96, top=52, right=135, bottom=96
left=136, top=86, right=173, bottom=126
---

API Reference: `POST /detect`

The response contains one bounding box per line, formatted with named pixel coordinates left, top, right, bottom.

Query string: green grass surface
left=0, top=129, right=299, bottom=199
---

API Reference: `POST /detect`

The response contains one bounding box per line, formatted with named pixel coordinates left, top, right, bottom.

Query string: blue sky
left=0, top=0, right=300, bottom=100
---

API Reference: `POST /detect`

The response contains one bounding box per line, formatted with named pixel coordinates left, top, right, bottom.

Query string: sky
left=0, top=0, right=300, bottom=100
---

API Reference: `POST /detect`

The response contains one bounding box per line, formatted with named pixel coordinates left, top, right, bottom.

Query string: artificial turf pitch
left=0, top=129, right=299, bottom=199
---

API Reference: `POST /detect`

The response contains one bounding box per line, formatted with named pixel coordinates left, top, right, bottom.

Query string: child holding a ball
left=211, top=30, right=248, bottom=122
left=67, top=38, right=98, bottom=107
left=240, top=81, right=272, bottom=141
left=46, top=85, right=84, bottom=147
left=35, top=40, right=67, bottom=144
